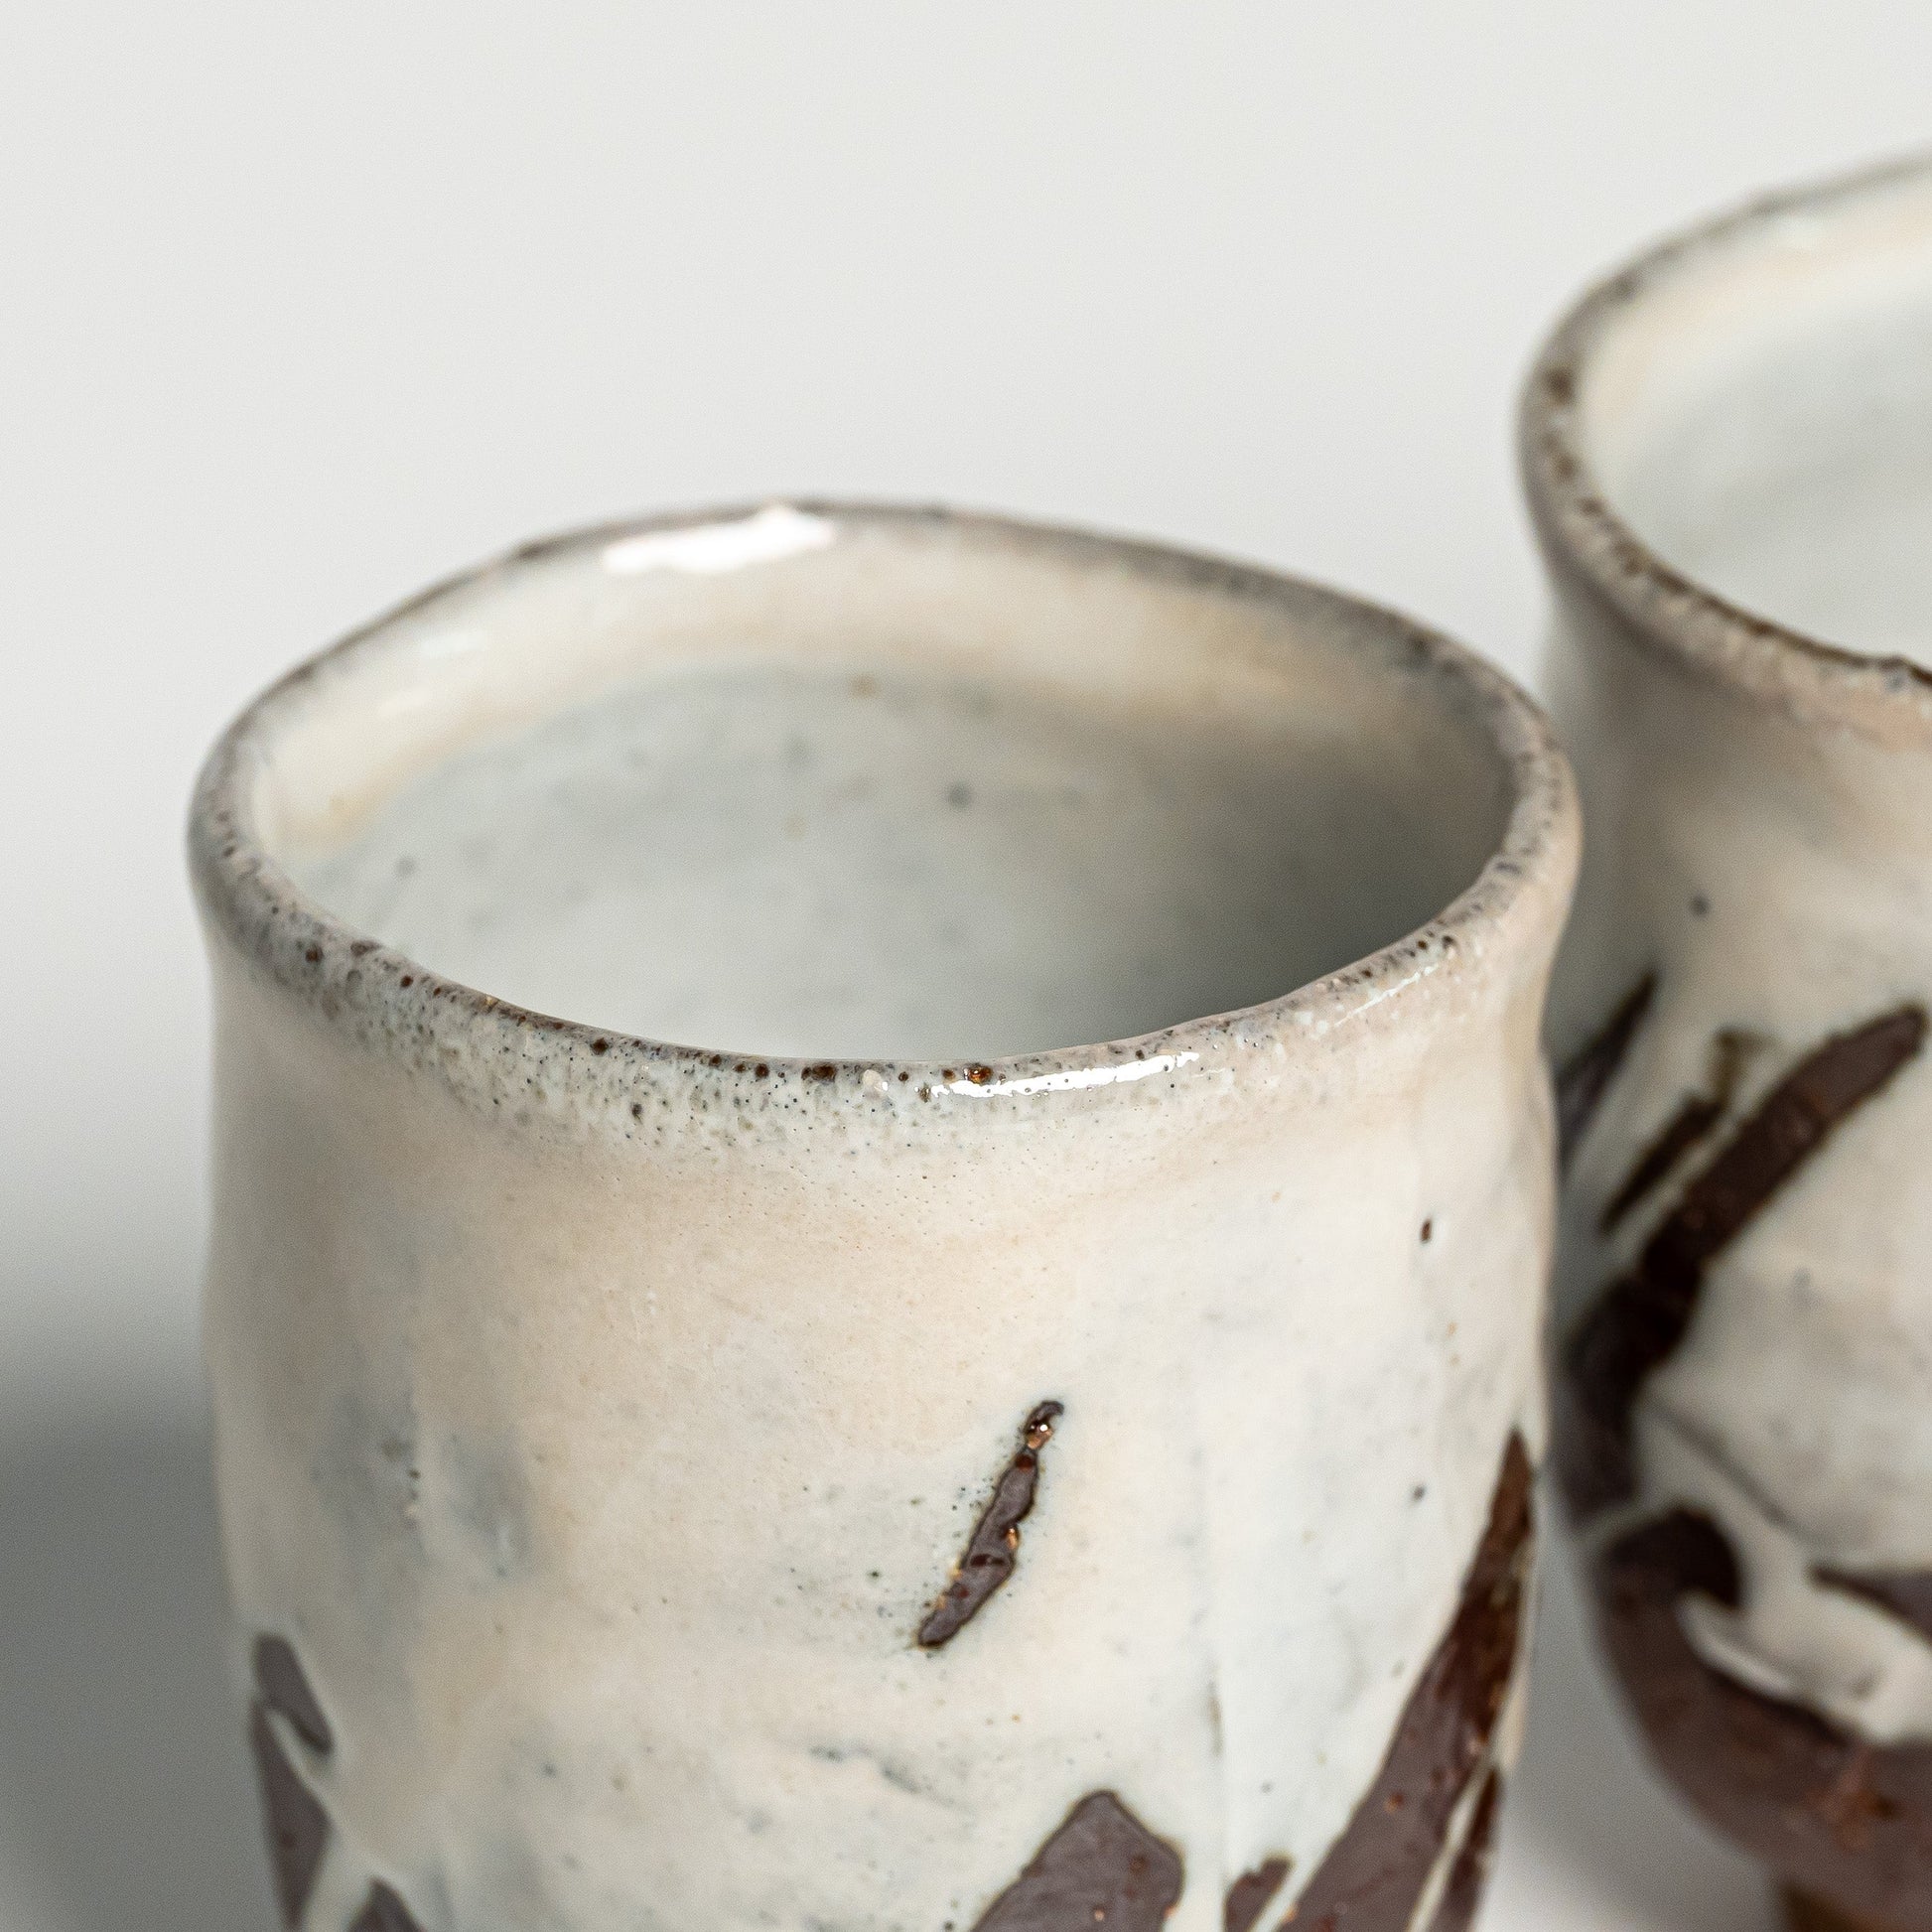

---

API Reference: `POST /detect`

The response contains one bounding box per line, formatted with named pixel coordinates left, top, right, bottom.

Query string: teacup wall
left=1524, top=157, right=1932, bottom=1932
left=190, top=504, right=1576, bottom=1931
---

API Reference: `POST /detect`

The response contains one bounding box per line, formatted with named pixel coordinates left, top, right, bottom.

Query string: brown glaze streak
left=349, top=1879, right=428, bottom=1932
left=1284, top=1431, right=1533, bottom=1932
left=249, top=1701, right=330, bottom=1927
left=254, top=1633, right=334, bottom=1754
left=1557, top=972, right=1656, bottom=1172
left=1783, top=1886, right=1915, bottom=1932
left=1223, top=1856, right=1290, bottom=1932
left=1813, top=1568, right=1932, bottom=1651
left=1561, top=1006, right=1926, bottom=1519
left=1426, top=1770, right=1503, bottom=1932
left=1597, top=1030, right=1751, bottom=1235
left=1597, top=1509, right=1932, bottom=1928
left=971, top=1790, right=1183, bottom=1932
left=918, top=1401, right=1063, bottom=1649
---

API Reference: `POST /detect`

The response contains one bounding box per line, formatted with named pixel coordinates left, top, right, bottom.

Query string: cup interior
left=240, top=508, right=1519, bottom=1061
left=1574, top=163, right=1932, bottom=662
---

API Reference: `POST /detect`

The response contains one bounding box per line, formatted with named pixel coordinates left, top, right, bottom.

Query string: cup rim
left=189, top=499, right=1577, bottom=1118
left=1520, top=147, right=1932, bottom=744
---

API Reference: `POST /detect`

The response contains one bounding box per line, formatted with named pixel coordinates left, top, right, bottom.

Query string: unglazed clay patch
left=918, top=1401, right=1063, bottom=1649
left=970, top=1790, right=1183, bottom=1932
left=1562, top=1005, right=1926, bottom=1518
left=1221, top=1857, right=1291, bottom=1932
left=348, top=1880, right=428, bottom=1932
left=246, top=1631, right=336, bottom=1927
left=1281, top=1431, right=1532, bottom=1932
left=249, top=1700, right=330, bottom=1927
left=1427, top=1770, right=1503, bottom=1932
left=1599, top=1509, right=1932, bottom=1927
left=255, top=1632, right=336, bottom=1753
left=1597, top=1028, right=1752, bottom=1235
left=1556, top=971, right=1656, bottom=1172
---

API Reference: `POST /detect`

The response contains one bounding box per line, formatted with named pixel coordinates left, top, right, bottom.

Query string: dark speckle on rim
left=187, top=501, right=1574, bottom=1134
left=591, top=1038, right=610, bottom=1055
left=1522, top=153, right=1932, bottom=736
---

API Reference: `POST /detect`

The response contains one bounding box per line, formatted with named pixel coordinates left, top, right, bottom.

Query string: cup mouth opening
left=190, top=500, right=1575, bottom=1110
left=1521, top=148, right=1932, bottom=740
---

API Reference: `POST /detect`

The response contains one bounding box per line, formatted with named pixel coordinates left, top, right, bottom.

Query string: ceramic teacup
left=1524, top=156, right=1932, bottom=1932
left=190, top=502, right=1576, bottom=1932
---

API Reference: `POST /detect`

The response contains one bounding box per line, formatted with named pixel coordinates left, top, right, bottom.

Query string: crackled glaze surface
left=1527, top=155, right=1932, bottom=1931
left=192, top=503, right=1575, bottom=1931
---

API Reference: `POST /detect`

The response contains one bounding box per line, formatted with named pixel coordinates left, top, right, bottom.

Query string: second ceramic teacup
left=1525, top=157, right=1932, bottom=1932
left=191, top=503, right=1576, bottom=1931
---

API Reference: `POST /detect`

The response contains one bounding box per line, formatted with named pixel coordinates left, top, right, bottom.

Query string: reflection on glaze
left=600, top=504, right=836, bottom=578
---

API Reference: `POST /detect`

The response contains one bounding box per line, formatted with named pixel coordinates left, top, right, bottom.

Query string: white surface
left=6, top=4, right=1930, bottom=1925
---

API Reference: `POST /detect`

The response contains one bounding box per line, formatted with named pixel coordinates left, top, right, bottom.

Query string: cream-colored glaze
left=1528, top=155, right=1932, bottom=1747
left=192, top=504, right=1576, bottom=1929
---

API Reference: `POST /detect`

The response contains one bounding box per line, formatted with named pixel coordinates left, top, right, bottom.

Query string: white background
left=4, top=6, right=1929, bottom=1927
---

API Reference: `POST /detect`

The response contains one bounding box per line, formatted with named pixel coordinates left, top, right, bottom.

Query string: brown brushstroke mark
left=1561, top=1005, right=1926, bottom=1519
left=249, top=1701, right=329, bottom=1927
left=1813, top=1567, right=1932, bottom=1651
left=1596, top=1508, right=1932, bottom=1928
left=971, top=1790, right=1183, bottom=1932
left=253, top=1633, right=334, bottom=1754
left=1427, top=1769, right=1503, bottom=1932
left=1598, top=1030, right=1752, bottom=1235
left=1557, top=971, right=1656, bottom=1172
left=918, top=1401, right=1063, bottom=1648
left=1223, top=1855, right=1290, bottom=1932
left=349, top=1879, right=427, bottom=1932
left=1284, top=1430, right=1533, bottom=1932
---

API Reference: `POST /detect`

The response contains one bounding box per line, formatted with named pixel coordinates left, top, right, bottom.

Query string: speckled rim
left=1522, top=148, right=1932, bottom=744
left=189, top=500, right=1576, bottom=1116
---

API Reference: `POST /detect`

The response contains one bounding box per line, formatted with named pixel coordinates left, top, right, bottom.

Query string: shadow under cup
left=1526, top=159, right=1932, bottom=1932
left=190, top=505, right=1576, bottom=1932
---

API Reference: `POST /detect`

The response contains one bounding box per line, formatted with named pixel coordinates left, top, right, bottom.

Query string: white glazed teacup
left=190, top=503, right=1577, bottom=1932
left=1525, top=157, right=1932, bottom=1932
